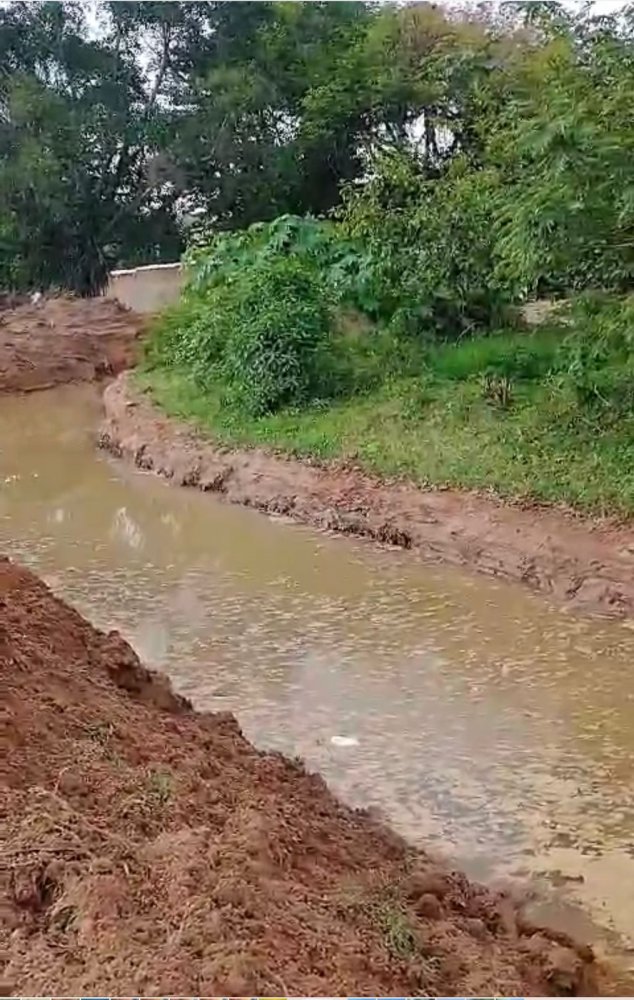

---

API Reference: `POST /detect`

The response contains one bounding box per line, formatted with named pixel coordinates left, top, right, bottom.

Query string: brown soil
left=0, top=557, right=598, bottom=996
left=0, top=296, right=144, bottom=393
left=101, top=372, right=634, bottom=618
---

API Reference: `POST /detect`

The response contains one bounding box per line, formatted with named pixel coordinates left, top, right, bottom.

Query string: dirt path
left=0, top=296, right=143, bottom=393
left=0, top=556, right=598, bottom=995
left=101, top=372, right=634, bottom=618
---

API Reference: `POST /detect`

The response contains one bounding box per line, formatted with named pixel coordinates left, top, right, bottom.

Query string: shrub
left=145, top=218, right=407, bottom=416
left=185, top=214, right=366, bottom=310
left=559, top=293, right=634, bottom=367
left=145, top=292, right=228, bottom=377
left=321, top=314, right=426, bottom=399
left=340, top=153, right=510, bottom=338
left=555, top=293, right=634, bottom=416
left=491, top=33, right=634, bottom=296
left=221, top=257, right=333, bottom=416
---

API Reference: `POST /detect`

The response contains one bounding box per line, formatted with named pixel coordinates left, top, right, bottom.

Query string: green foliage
left=561, top=293, right=634, bottom=367
left=185, top=215, right=360, bottom=303
left=554, top=294, right=634, bottom=416
left=145, top=266, right=634, bottom=517
left=336, top=7, right=634, bottom=328
left=4, top=0, right=633, bottom=307
left=146, top=291, right=229, bottom=379
left=138, top=347, right=634, bottom=516
left=127, top=0, right=634, bottom=519
left=340, top=154, right=510, bottom=337
left=7, top=0, right=634, bottom=524
left=0, top=2, right=184, bottom=293
left=148, top=245, right=336, bottom=417
left=427, top=328, right=563, bottom=381
left=496, top=25, right=634, bottom=289
left=325, top=316, right=426, bottom=399
left=172, top=1, right=372, bottom=227
left=147, top=210, right=434, bottom=419
left=490, top=29, right=634, bottom=295
left=221, top=257, right=332, bottom=416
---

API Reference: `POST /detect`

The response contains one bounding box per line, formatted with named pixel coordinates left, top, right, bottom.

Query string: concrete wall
left=105, top=262, right=184, bottom=314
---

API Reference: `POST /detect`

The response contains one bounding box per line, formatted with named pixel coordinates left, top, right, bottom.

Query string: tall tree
left=4, top=0, right=631, bottom=299
left=0, top=1, right=183, bottom=293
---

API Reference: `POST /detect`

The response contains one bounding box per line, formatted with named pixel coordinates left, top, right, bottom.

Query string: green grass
left=136, top=342, right=634, bottom=516
left=426, top=327, right=563, bottom=381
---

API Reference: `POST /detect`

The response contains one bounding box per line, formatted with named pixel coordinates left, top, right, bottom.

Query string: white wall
left=105, top=262, right=184, bottom=314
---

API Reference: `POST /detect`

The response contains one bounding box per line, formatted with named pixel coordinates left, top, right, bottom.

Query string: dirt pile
left=0, top=296, right=144, bottom=393
left=0, top=558, right=599, bottom=996
left=101, top=372, right=634, bottom=618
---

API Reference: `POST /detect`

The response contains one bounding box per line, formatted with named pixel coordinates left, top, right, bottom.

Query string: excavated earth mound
left=0, top=296, right=143, bottom=393
left=0, top=559, right=596, bottom=996
left=1, top=558, right=597, bottom=996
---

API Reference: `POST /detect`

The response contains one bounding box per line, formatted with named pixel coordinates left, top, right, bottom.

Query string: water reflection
left=110, top=506, right=145, bottom=551
left=1, top=385, right=634, bottom=974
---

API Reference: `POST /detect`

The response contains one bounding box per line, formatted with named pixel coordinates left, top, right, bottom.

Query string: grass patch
left=427, top=327, right=563, bottom=382
left=136, top=350, right=634, bottom=517
left=146, top=768, right=173, bottom=805
left=375, top=901, right=418, bottom=959
left=334, top=877, right=420, bottom=961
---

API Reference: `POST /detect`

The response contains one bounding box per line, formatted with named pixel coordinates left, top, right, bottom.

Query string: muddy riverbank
left=0, top=296, right=143, bottom=393
left=1, top=556, right=597, bottom=995
left=101, top=372, right=634, bottom=618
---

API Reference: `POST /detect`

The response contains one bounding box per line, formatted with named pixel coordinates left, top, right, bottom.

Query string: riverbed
left=2, top=384, right=634, bottom=980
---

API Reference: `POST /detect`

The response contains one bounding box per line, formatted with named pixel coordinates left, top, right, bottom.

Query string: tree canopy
left=1, top=0, right=633, bottom=295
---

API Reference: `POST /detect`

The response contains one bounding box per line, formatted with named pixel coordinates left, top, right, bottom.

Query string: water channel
left=2, top=385, right=634, bottom=982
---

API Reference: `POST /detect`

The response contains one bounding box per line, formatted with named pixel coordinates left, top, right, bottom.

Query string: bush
left=221, top=257, right=333, bottom=416
left=145, top=292, right=228, bottom=376
left=491, top=33, right=634, bottom=296
left=559, top=293, right=634, bottom=366
left=299, top=307, right=422, bottom=396
left=186, top=214, right=366, bottom=310
left=147, top=217, right=416, bottom=417
left=554, top=294, right=634, bottom=416
left=341, top=153, right=510, bottom=339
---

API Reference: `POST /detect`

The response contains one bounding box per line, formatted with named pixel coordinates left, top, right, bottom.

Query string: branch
left=146, top=23, right=172, bottom=113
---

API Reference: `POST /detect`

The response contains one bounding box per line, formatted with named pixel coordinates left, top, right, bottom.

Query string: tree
left=3, top=0, right=632, bottom=302
left=489, top=10, right=634, bottom=294
left=168, top=2, right=371, bottom=227
left=0, top=1, right=184, bottom=293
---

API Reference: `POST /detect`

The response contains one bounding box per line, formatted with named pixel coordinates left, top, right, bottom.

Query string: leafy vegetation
left=138, top=2, right=634, bottom=515
left=4, top=1, right=634, bottom=514
left=0, top=0, right=495, bottom=294
left=148, top=214, right=425, bottom=416
left=219, top=257, right=332, bottom=417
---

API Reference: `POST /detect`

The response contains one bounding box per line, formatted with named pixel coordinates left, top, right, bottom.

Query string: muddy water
left=2, top=386, right=634, bottom=977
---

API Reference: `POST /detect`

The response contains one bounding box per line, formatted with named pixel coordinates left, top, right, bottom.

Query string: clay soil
left=0, top=296, right=143, bottom=393
left=0, top=557, right=598, bottom=996
left=101, top=372, right=634, bottom=618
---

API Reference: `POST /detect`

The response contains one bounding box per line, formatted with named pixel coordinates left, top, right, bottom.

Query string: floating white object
left=330, top=735, right=359, bottom=747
